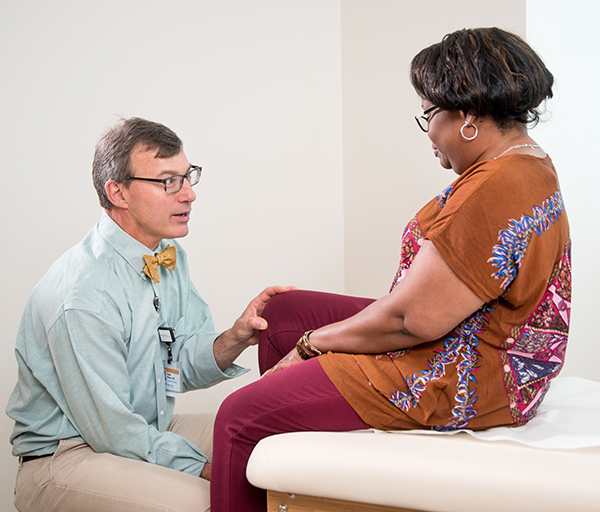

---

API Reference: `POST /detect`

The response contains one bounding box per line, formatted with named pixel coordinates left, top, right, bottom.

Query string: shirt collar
left=98, top=212, right=171, bottom=279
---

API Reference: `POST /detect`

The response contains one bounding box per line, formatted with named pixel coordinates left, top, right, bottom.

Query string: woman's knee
left=262, top=289, right=306, bottom=323
left=263, top=289, right=374, bottom=330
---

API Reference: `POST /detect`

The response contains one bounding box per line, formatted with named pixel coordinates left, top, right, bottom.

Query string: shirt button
left=160, top=411, right=164, bottom=416
left=157, top=379, right=161, bottom=384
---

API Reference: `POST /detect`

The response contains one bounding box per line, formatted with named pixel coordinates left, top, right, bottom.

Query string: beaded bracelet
left=295, top=330, right=323, bottom=360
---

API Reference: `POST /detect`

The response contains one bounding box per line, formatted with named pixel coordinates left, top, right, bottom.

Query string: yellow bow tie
left=142, top=245, right=176, bottom=283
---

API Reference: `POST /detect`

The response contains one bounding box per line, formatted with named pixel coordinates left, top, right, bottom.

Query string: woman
left=210, top=27, right=571, bottom=510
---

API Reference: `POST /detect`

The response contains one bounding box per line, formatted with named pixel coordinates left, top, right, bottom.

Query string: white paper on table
left=376, top=376, right=600, bottom=449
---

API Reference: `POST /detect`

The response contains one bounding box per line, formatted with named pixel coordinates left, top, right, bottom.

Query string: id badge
left=163, top=360, right=183, bottom=397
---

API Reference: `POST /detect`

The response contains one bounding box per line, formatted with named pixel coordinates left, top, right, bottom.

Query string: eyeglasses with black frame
left=126, top=165, right=202, bottom=194
left=415, top=106, right=439, bottom=133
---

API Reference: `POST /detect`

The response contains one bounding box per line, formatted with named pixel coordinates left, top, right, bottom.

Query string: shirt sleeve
left=174, top=284, right=249, bottom=391
left=425, top=171, right=508, bottom=302
left=48, top=308, right=209, bottom=476
left=425, top=158, right=565, bottom=304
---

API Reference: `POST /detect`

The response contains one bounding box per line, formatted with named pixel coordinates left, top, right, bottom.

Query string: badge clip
left=158, top=327, right=176, bottom=363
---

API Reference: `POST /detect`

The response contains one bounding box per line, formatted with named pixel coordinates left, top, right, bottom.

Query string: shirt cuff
left=181, top=333, right=250, bottom=390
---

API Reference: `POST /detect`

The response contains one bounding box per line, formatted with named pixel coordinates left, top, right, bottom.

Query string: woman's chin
left=438, top=157, right=453, bottom=170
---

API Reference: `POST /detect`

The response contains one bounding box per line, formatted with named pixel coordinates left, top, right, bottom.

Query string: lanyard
left=152, top=285, right=175, bottom=364
left=149, top=282, right=181, bottom=397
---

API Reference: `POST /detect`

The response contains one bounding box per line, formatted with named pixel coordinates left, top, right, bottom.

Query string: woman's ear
left=464, top=112, right=477, bottom=126
left=105, top=180, right=129, bottom=210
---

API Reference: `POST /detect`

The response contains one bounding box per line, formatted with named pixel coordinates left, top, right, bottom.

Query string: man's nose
left=178, top=178, right=196, bottom=202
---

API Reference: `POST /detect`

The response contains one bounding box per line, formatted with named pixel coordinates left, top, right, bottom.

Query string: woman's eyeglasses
left=415, top=106, right=440, bottom=133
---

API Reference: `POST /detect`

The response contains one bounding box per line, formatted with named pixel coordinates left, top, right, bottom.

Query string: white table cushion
left=247, top=377, right=600, bottom=512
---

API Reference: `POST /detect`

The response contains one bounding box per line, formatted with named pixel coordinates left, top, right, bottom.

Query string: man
left=6, top=117, right=290, bottom=512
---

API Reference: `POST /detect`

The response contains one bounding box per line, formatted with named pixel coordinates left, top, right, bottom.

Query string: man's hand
left=213, top=285, right=296, bottom=371
left=231, top=285, right=297, bottom=347
left=261, top=346, right=305, bottom=378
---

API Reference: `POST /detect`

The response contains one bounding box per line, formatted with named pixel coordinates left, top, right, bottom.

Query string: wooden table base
left=267, top=490, right=426, bottom=512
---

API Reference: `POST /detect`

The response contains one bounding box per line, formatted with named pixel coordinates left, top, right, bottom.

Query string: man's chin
left=167, top=226, right=190, bottom=240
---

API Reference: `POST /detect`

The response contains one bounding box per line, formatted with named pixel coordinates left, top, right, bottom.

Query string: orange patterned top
left=321, top=155, right=571, bottom=431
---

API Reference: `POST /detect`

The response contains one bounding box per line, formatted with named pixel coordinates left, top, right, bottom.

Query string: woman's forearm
left=307, top=241, right=485, bottom=355
left=307, top=294, right=425, bottom=354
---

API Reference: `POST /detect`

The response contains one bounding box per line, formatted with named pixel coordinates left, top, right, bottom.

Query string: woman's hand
left=200, top=461, right=211, bottom=481
left=261, top=346, right=305, bottom=378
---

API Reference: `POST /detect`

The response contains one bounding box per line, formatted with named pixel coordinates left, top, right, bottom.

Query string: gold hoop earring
left=460, top=122, right=478, bottom=141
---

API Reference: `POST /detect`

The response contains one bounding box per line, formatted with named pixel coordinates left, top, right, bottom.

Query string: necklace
left=495, top=143, right=541, bottom=159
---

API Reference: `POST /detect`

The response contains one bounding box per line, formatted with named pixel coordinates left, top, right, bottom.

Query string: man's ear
left=105, top=180, right=129, bottom=209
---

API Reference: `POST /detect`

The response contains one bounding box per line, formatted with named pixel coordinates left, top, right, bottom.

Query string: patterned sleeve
left=424, top=156, right=567, bottom=305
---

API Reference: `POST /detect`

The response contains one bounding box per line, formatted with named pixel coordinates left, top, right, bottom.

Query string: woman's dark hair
left=410, top=27, right=554, bottom=129
left=92, top=117, right=183, bottom=210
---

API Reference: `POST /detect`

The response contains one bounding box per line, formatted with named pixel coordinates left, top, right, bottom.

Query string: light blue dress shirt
left=6, top=213, right=247, bottom=476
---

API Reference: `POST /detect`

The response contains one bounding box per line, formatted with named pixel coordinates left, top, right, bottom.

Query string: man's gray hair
left=92, top=117, right=183, bottom=210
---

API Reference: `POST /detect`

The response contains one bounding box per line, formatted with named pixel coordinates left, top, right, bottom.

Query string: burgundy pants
left=210, top=290, right=376, bottom=512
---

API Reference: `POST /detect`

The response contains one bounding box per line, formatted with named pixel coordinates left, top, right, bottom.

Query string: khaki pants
left=14, top=413, right=215, bottom=512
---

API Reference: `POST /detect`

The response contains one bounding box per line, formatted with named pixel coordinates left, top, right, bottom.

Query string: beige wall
left=1, top=1, right=597, bottom=510
left=340, top=0, right=600, bottom=382
left=341, top=0, right=526, bottom=298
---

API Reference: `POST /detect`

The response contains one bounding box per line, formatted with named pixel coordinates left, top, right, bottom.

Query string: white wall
left=526, top=0, right=600, bottom=381
left=0, top=1, right=344, bottom=509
